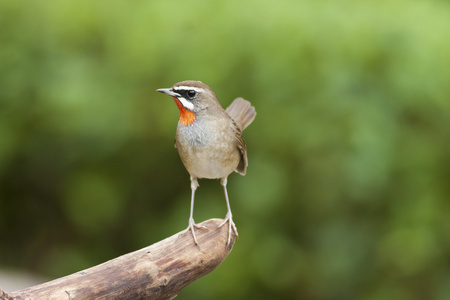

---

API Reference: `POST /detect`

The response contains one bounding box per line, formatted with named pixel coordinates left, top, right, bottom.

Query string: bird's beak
left=156, top=88, right=180, bottom=97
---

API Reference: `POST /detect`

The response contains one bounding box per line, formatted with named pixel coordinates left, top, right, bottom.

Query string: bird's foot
left=218, top=212, right=238, bottom=245
left=182, top=218, right=207, bottom=245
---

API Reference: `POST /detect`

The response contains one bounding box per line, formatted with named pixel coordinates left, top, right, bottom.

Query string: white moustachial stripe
left=176, top=96, right=195, bottom=111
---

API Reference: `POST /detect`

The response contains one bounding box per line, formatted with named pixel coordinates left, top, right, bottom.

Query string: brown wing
left=232, top=120, right=248, bottom=175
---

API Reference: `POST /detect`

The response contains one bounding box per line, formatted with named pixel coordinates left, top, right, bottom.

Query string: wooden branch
left=1, top=218, right=235, bottom=300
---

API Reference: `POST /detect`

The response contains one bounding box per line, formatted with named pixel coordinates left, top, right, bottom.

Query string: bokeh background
left=1, top=0, right=450, bottom=299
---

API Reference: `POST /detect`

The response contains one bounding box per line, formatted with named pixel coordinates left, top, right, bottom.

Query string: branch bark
left=1, top=218, right=235, bottom=300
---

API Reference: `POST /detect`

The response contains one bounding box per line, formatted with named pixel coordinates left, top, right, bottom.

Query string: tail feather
left=226, top=97, right=256, bottom=131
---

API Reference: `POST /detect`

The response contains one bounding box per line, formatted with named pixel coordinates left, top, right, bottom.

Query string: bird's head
left=157, top=80, right=220, bottom=126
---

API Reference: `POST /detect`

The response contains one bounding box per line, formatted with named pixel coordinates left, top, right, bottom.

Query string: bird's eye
left=187, top=90, right=196, bottom=99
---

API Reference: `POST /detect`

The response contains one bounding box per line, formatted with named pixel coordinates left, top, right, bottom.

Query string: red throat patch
left=172, top=97, right=196, bottom=126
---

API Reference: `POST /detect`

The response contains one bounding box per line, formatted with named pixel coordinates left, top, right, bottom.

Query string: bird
left=156, top=80, right=256, bottom=245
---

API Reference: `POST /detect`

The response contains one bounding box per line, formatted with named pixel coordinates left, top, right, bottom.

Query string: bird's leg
left=182, top=176, right=207, bottom=245
left=218, top=177, right=238, bottom=245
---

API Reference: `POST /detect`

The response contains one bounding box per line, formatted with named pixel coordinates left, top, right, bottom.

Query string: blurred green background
left=1, top=0, right=450, bottom=299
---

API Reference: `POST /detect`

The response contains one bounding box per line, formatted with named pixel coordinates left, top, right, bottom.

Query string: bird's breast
left=175, top=119, right=240, bottom=179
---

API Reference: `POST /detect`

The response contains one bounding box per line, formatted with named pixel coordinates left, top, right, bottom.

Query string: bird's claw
left=182, top=218, right=207, bottom=245
left=219, top=212, right=238, bottom=245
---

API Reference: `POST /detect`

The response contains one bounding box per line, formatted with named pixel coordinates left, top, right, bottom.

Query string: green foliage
left=1, top=0, right=450, bottom=299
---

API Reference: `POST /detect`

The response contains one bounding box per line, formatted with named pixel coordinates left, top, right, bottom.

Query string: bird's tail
left=226, top=98, right=256, bottom=131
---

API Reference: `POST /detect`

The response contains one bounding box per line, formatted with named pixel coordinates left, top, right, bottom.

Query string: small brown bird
left=157, top=80, right=256, bottom=245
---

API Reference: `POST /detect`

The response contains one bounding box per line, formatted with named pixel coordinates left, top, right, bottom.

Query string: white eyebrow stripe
left=173, top=86, right=205, bottom=93
left=176, top=96, right=195, bottom=110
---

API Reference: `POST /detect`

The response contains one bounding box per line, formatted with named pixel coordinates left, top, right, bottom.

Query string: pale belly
left=176, top=121, right=240, bottom=179
left=186, top=146, right=239, bottom=179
